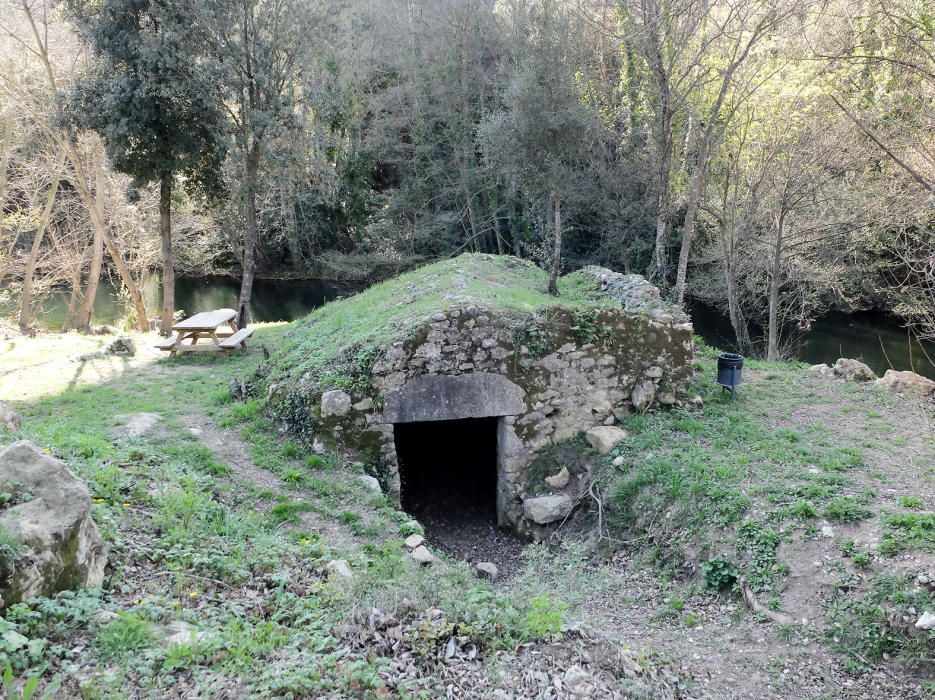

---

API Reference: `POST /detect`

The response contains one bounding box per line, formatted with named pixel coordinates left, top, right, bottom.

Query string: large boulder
left=0, top=402, right=21, bottom=431
left=523, top=494, right=573, bottom=525
left=874, top=370, right=935, bottom=398
left=833, top=358, right=876, bottom=382
left=0, top=441, right=106, bottom=606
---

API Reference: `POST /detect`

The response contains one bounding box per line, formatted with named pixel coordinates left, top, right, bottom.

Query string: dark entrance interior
left=395, top=417, right=498, bottom=525
left=394, top=416, right=527, bottom=575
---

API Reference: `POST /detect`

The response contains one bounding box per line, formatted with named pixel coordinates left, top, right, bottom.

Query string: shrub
left=823, top=497, right=872, bottom=523
left=701, top=558, right=738, bottom=591
left=96, top=613, right=154, bottom=659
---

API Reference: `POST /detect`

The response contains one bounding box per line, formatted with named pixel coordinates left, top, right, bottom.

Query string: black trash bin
left=716, top=353, right=744, bottom=399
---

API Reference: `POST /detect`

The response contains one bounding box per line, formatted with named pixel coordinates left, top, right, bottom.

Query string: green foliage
left=0, top=527, right=21, bottom=580
left=220, top=399, right=261, bottom=426
left=897, top=495, right=923, bottom=509
left=305, top=454, right=332, bottom=470
left=65, top=0, right=228, bottom=200
left=96, top=613, right=154, bottom=660
left=823, top=497, right=872, bottom=523
left=521, top=595, right=566, bottom=640
left=879, top=511, right=935, bottom=555
left=736, top=520, right=781, bottom=592
left=825, top=573, right=935, bottom=670
left=700, top=558, right=738, bottom=591
left=569, top=309, right=615, bottom=346
left=2, top=662, right=59, bottom=700
left=512, top=318, right=555, bottom=358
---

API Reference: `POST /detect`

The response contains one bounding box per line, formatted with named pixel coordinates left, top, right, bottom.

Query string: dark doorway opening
left=394, top=417, right=525, bottom=575
left=395, top=417, right=498, bottom=524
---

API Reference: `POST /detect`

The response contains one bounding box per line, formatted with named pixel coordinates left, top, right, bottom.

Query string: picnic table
left=154, top=308, right=254, bottom=357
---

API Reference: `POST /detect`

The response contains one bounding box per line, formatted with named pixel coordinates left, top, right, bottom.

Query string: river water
left=689, top=302, right=935, bottom=380
left=6, top=277, right=934, bottom=379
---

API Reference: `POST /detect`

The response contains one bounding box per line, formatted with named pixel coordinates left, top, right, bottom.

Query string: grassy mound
left=263, top=254, right=623, bottom=395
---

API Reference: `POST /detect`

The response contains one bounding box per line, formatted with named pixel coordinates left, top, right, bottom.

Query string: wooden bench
left=154, top=337, right=178, bottom=351
left=219, top=327, right=254, bottom=353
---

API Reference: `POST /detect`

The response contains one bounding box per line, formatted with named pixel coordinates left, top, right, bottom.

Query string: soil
left=410, top=501, right=528, bottom=579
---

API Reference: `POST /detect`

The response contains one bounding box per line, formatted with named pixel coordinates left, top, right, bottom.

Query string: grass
left=0, top=326, right=594, bottom=696
left=1, top=282, right=932, bottom=691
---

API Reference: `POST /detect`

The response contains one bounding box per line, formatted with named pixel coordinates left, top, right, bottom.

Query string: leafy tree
left=66, top=0, right=227, bottom=333
left=479, top=2, right=595, bottom=295
left=206, top=0, right=319, bottom=327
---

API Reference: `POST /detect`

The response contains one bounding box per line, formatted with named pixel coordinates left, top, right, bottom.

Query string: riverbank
left=0, top=327, right=932, bottom=697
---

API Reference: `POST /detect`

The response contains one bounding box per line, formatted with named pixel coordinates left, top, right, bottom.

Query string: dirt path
left=587, top=554, right=926, bottom=700
left=182, top=413, right=359, bottom=550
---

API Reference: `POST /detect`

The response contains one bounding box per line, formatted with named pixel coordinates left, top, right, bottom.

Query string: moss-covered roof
left=264, top=254, right=667, bottom=393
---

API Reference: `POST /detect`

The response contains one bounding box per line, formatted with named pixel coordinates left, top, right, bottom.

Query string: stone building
left=264, top=255, right=694, bottom=537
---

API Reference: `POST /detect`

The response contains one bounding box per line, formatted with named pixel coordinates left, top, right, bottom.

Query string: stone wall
left=312, top=297, right=694, bottom=535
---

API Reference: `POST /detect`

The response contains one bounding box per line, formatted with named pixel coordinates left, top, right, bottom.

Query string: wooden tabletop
left=172, top=308, right=237, bottom=331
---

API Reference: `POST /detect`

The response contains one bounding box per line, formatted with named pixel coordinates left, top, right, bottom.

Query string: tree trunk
left=767, top=210, right=786, bottom=361
left=548, top=192, right=562, bottom=296
left=237, top=143, right=260, bottom=328
left=718, top=224, right=751, bottom=354
left=19, top=151, right=65, bottom=331
left=62, top=270, right=83, bottom=332
left=74, top=148, right=108, bottom=332
left=159, top=172, right=175, bottom=334
left=74, top=230, right=103, bottom=331
left=0, top=116, right=13, bottom=223
left=652, top=120, right=672, bottom=286
left=281, top=179, right=301, bottom=267
left=673, top=127, right=714, bottom=305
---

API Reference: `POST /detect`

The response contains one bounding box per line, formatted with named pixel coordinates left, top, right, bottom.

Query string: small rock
left=915, top=611, right=935, bottom=630
left=352, top=398, right=374, bottom=411
left=357, top=474, right=382, bottom=494
left=476, top=562, right=498, bottom=580
left=644, top=366, right=663, bottom=379
left=93, top=609, right=119, bottom=625
left=611, top=455, right=626, bottom=467
left=0, top=401, right=21, bottom=431
left=110, top=412, right=163, bottom=439
left=105, top=336, right=135, bottom=356
left=690, top=395, right=704, bottom=408
left=325, top=559, right=353, bottom=580
left=563, top=665, right=594, bottom=695
left=658, top=392, right=676, bottom=406
left=602, top=415, right=615, bottom=426
left=410, top=545, right=436, bottom=566
left=585, top=426, right=629, bottom=454
left=630, top=380, right=656, bottom=411
left=320, top=390, right=352, bottom=418
left=809, top=363, right=833, bottom=378
left=821, top=525, right=835, bottom=539
left=523, top=494, right=573, bottom=525
left=544, top=466, right=570, bottom=490
left=404, top=534, right=425, bottom=550
left=159, top=620, right=204, bottom=646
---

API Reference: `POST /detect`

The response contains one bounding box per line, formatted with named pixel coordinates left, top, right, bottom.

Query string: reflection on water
left=3, top=276, right=344, bottom=331
left=689, top=302, right=935, bottom=380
